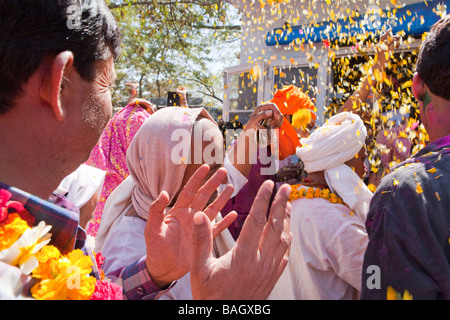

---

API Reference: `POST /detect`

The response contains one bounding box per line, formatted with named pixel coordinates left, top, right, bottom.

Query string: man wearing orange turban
left=270, top=86, right=316, bottom=160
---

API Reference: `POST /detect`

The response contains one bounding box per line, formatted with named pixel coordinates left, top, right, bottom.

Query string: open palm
left=144, top=165, right=236, bottom=289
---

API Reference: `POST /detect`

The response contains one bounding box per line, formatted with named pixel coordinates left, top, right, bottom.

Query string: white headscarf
left=296, top=112, right=372, bottom=220
left=56, top=164, right=106, bottom=209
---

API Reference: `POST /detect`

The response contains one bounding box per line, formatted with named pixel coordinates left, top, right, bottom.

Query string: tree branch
left=196, top=90, right=223, bottom=103
left=183, top=77, right=223, bottom=103
left=108, top=0, right=221, bottom=9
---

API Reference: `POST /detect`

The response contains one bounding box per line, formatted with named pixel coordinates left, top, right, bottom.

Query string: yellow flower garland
left=0, top=188, right=122, bottom=300
left=0, top=213, right=96, bottom=300
left=289, top=185, right=344, bottom=204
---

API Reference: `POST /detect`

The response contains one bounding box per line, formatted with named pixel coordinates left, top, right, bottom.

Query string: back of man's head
left=0, top=0, right=121, bottom=113
left=416, top=14, right=450, bottom=101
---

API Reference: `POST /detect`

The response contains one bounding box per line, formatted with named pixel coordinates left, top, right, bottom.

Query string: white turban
left=296, top=112, right=372, bottom=220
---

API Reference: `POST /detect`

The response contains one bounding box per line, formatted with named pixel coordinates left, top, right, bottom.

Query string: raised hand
left=144, top=164, right=237, bottom=289
left=190, top=180, right=292, bottom=300
left=376, top=29, right=401, bottom=70
left=249, top=102, right=284, bottom=130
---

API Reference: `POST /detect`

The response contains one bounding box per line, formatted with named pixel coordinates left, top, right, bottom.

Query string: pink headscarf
left=95, top=107, right=215, bottom=248
left=85, top=102, right=153, bottom=236
left=127, top=107, right=215, bottom=219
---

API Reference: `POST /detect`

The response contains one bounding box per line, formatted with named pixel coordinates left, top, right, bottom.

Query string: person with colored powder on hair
left=361, top=15, right=450, bottom=300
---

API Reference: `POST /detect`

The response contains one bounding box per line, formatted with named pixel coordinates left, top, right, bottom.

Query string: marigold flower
left=33, top=245, right=61, bottom=279
left=0, top=214, right=30, bottom=251
left=305, top=188, right=314, bottom=199
left=31, top=249, right=96, bottom=300
left=292, top=108, right=313, bottom=130
left=288, top=184, right=344, bottom=205
left=314, top=188, right=322, bottom=197
left=329, top=194, right=338, bottom=203
left=0, top=221, right=51, bottom=274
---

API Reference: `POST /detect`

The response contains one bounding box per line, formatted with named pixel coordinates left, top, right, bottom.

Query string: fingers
left=204, top=183, right=235, bottom=221
left=259, top=184, right=291, bottom=260
left=380, top=28, right=392, bottom=41
left=256, top=184, right=291, bottom=296
left=129, top=98, right=153, bottom=109
left=236, top=180, right=274, bottom=253
left=254, top=110, right=274, bottom=129
left=212, top=211, right=237, bottom=238
left=189, top=167, right=229, bottom=213
left=173, top=164, right=211, bottom=208
left=146, top=191, right=170, bottom=232
left=191, top=211, right=215, bottom=279
left=252, top=103, right=283, bottom=129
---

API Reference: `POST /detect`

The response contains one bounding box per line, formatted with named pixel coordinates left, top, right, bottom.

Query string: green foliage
left=106, top=0, right=241, bottom=110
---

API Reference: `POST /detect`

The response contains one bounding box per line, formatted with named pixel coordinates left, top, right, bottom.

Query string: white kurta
left=268, top=186, right=368, bottom=300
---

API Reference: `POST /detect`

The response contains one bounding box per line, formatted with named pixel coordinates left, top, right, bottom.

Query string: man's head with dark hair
left=0, top=0, right=121, bottom=113
left=415, top=14, right=450, bottom=101
left=412, top=14, right=450, bottom=144
left=0, top=0, right=122, bottom=198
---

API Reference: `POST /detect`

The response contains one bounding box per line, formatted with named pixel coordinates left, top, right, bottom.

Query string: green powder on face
left=420, top=91, right=432, bottom=119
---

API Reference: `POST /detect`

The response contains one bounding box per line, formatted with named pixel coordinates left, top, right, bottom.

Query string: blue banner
left=265, top=0, right=449, bottom=46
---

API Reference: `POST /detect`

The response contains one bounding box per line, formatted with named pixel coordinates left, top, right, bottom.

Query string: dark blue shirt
left=361, top=135, right=450, bottom=299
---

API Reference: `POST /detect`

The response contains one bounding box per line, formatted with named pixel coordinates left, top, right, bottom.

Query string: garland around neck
left=288, top=184, right=344, bottom=205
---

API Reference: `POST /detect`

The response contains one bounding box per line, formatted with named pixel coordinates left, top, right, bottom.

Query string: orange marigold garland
left=289, top=185, right=344, bottom=204
left=0, top=189, right=122, bottom=300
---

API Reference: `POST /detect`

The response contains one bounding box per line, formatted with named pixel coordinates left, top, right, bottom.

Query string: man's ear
left=40, top=51, right=74, bottom=121
left=412, top=72, right=426, bottom=101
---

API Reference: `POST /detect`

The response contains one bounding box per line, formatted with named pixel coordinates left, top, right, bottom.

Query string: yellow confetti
left=427, top=168, right=437, bottom=174
left=435, top=192, right=441, bottom=201
left=393, top=179, right=399, bottom=186
left=401, top=80, right=413, bottom=89
left=292, top=109, right=312, bottom=130
left=387, top=286, right=413, bottom=300
left=416, top=183, right=423, bottom=194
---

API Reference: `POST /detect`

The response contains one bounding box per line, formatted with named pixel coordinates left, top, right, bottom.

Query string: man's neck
left=0, top=159, right=56, bottom=200
left=0, top=130, right=59, bottom=200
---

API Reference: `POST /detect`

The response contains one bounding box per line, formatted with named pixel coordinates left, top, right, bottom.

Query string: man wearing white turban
left=269, top=111, right=373, bottom=300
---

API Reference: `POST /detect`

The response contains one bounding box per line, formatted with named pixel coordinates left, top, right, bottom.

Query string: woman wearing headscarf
left=269, top=111, right=373, bottom=300
left=95, top=107, right=256, bottom=299
left=85, top=99, right=157, bottom=237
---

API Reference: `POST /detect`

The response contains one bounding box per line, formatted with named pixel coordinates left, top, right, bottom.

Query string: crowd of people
left=0, top=0, right=449, bottom=301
